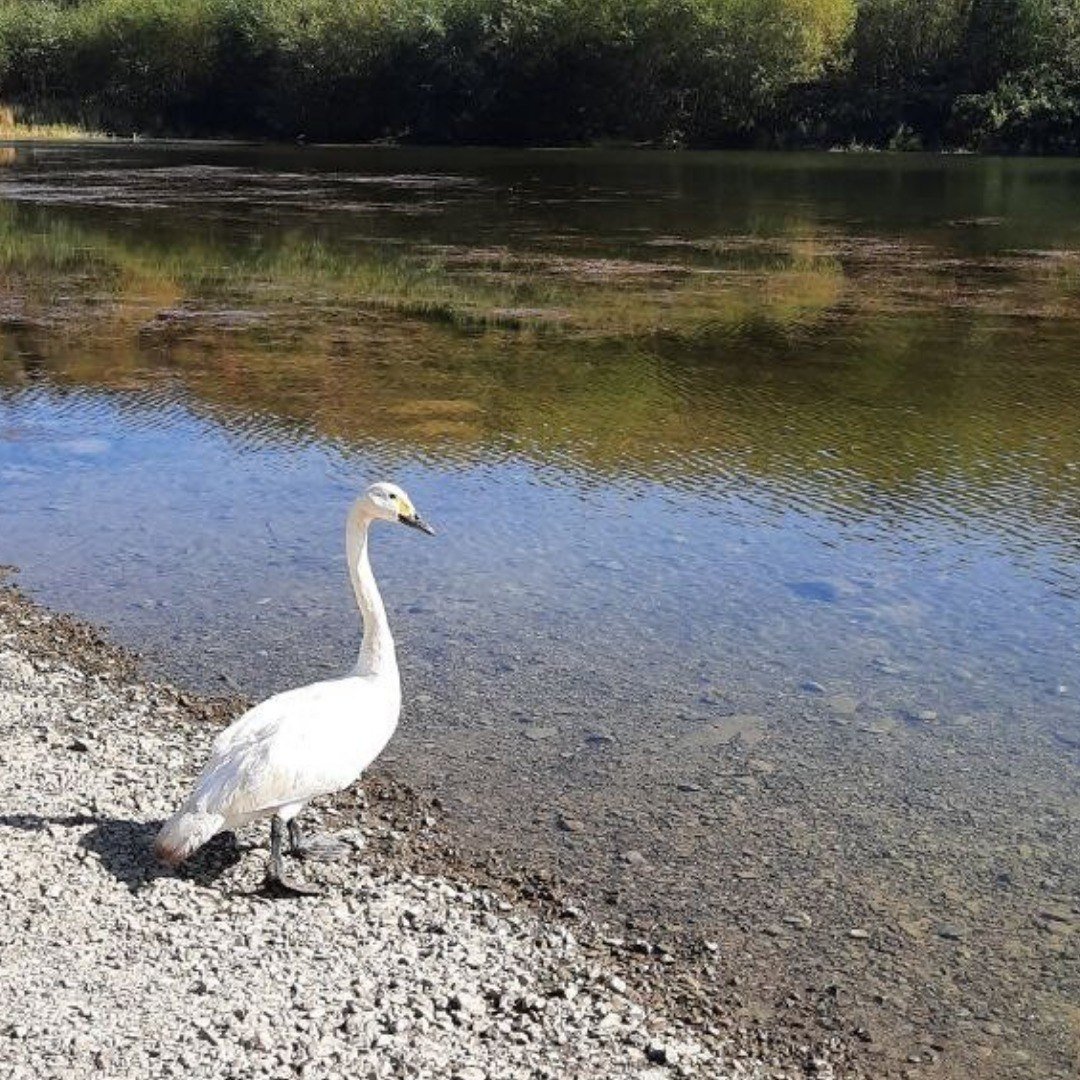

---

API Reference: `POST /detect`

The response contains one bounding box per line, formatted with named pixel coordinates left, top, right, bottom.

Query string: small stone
left=858, top=721, right=896, bottom=736
left=935, top=923, right=965, bottom=941
left=595, top=1012, right=620, bottom=1033
left=646, top=1042, right=669, bottom=1064
left=584, top=732, right=614, bottom=746
left=848, top=928, right=870, bottom=940
left=556, top=814, right=585, bottom=834
left=250, top=1029, right=273, bottom=1052
left=449, top=992, right=485, bottom=1017
left=826, top=694, right=859, bottom=717
left=789, top=580, right=842, bottom=603
left=523, top=726, right=558, bottom=742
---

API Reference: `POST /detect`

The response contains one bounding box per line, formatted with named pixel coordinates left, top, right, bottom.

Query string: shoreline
left=0, top=577, right=855, bottom=1079
left=0, top=133, right=1056, bottom=159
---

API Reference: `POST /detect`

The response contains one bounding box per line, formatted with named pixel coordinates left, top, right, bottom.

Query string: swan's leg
left=287, top=819, right=351, bottom=863
left=263, top=817, right=321, bottom=896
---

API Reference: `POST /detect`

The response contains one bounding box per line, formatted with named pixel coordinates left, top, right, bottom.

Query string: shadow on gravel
left=0, top=812, right=242, bottom=890
left=83, top=819, right=243, bottom=890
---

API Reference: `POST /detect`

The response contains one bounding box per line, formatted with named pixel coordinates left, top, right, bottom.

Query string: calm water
left=1, top=143, right=1078, bottom=1076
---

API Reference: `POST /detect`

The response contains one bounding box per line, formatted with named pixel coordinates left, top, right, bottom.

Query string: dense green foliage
left=809, top=0, right=1080, bottom=151
left=0, top=0, right=1078, bottom=150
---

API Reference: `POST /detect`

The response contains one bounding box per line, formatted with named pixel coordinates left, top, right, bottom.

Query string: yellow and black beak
left=398, top=511, right=435, bottom=536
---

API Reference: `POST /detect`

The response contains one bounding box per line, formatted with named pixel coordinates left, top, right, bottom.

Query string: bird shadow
left=0, top=812, right=242, bottom=891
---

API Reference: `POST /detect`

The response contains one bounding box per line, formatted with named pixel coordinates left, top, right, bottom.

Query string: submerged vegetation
left=4, top=194, right=1080, bottom=532
left=2, top=151, right=1080, bottom=495
left=0, top=0, right=1078, bottom=151
left=0, top=200, right=851, bottom=339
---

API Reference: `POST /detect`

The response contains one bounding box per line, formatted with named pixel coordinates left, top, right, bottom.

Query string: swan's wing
left=210, top=679, right=342, bottom=756
left=189, top=676, right=398, bottom=822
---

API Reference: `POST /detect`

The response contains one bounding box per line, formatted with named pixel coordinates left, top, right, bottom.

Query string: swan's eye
left=388, top=492, right=397, bottom=501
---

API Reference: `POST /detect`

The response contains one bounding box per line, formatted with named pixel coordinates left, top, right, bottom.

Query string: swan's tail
left=153, top=808, right=225, bottom=866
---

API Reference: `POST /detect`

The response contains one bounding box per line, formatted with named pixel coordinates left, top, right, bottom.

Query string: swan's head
left=361, top=482, right=435, bottom=535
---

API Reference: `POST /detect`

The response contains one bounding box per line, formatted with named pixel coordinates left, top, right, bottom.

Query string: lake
left=1, top=142, right=1077, bottom=1078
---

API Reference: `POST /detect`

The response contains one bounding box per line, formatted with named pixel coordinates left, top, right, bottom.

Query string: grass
left=0, top=105, right=103, bottom=141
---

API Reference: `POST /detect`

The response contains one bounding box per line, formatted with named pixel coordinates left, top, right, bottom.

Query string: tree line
left=1, top=0, right=1078, bottom=151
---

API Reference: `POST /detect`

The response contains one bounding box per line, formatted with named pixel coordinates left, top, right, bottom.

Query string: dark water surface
left=1, top=143, right=1078, bottom=1077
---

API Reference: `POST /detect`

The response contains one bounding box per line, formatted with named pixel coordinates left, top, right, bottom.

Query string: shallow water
left=1, top=143, right=1078, bottom=1076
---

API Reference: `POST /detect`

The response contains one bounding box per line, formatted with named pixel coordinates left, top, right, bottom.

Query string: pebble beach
left=0, top=582, right=850, bottom=1080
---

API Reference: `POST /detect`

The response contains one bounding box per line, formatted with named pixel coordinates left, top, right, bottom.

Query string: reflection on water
left=1, top=144, right=1078, bottom=1077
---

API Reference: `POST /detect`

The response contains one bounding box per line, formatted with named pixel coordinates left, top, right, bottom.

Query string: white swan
left=154, top=482, right=434, bottom=894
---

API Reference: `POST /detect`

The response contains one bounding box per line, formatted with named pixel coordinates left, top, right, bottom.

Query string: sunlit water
left=1, top=143, right=1078, bottom=1076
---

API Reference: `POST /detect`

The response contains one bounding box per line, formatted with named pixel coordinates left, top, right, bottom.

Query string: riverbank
left=0, top=579, right=855, bottom=1079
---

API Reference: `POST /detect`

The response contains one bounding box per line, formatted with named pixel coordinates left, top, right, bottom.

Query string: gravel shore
left=0, top=585, right=843, bottom=1080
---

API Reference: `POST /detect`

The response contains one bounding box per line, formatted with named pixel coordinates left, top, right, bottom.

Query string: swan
left=154, top=482, right=434, bottom=894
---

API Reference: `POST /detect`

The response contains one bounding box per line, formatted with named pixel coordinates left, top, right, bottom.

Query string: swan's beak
left=399, top=511, right=435, bottom=536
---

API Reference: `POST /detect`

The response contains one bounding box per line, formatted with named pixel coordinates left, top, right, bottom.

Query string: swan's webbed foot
left=288, top=819, right=352, bottom=863
left=262, top=817, right=321, bottom=897
left=261, top=872, right=322, bottom=898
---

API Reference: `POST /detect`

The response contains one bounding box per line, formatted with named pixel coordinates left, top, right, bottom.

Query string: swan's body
left=153, top=672, right=401, bottom=863
left=154, top=483, right=433, bottom=892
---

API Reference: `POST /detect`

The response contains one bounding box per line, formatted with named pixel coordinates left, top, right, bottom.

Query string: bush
left=0, top=0, right=1077, bottom=150
left=0, top=0, right=860, bottom=141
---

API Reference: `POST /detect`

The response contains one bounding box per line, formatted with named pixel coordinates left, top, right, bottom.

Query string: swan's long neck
left=347, top=507, right=397, bottom=677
